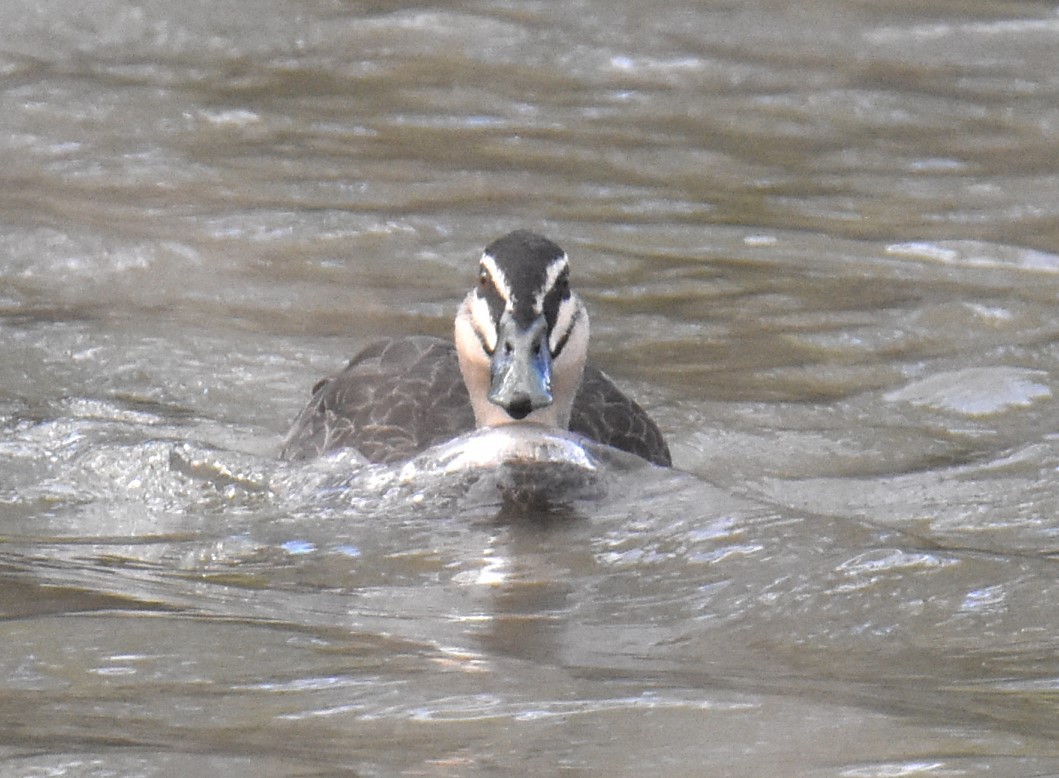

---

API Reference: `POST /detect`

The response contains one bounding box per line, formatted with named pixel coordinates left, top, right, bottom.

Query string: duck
left=280, top=230, right=671, bottom=468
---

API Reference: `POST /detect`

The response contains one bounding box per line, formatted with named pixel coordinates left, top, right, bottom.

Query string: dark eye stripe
left=549, top=301, right=579, bottom=359
left=474, top=323, right=495, bottom=356
left=540, top=267, right=570, bottom=334
left=476, top=274, right=508, bottom=331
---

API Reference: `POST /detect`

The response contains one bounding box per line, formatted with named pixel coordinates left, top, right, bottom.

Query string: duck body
left=281, top=231, right=671, bottom=468
left=281, top=335, right=670, bottom=466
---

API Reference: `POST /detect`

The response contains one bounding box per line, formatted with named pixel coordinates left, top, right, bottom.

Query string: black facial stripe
left=550, top=303, right=580, bottom=359
left=474, top=323, right=495, bottom=356
left=540, top=266, right=570, bottom=334
left=476, top=279, right=507, bottom=331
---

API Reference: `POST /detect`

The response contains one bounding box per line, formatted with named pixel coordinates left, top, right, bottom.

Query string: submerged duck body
left=281, top=231, right=670, bottom=468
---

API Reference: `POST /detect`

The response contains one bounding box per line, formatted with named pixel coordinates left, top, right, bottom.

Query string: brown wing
left=281, top=338, right=671, bottom=467
left=280, top=337, right=476, bottom=464
left=569, top=367, right=672, bottom=467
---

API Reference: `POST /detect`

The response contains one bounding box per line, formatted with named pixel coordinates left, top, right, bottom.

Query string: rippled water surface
left=2, top=1, right=1058, bottom=775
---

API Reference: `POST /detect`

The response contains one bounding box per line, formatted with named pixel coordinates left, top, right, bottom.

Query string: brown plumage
left=281, top=336, right=671, bottom=467
left=281, top=231, right=671, bottom=468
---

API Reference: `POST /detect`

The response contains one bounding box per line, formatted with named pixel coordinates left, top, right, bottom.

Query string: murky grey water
left=2, top=1, right=1058, bottom=775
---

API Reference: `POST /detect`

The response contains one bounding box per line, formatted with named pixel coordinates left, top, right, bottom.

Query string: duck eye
left=478, top=268, right=488, bottom=287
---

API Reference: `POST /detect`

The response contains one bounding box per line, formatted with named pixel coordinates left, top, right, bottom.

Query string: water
left=2, top=1, right=1058, bottom=775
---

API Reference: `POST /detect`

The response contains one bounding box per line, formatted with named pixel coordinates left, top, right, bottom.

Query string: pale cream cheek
left=469, top=293, right=497, bottom=352
left=549, top=294, right=579, bottom=353
left=455, top=298, right=506, bottom=427
left=456, top=295, right=590, bottom=431
left=549, top=311, right=589, bottom=428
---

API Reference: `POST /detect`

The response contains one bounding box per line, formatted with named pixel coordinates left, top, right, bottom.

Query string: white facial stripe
left=549, top=295, right=580, bottom=354
left=480, top=252, right=513, bottom=310
left=469, top=292, right=497, bottom=352
left=535, top=254, right=569, bottom=314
